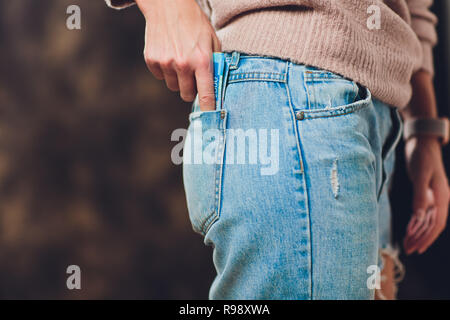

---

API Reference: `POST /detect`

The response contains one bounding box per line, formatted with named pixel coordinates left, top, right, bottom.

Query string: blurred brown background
left=0, top=0, right=215, bottom=299
left=0, top=0, right=448, bottom=299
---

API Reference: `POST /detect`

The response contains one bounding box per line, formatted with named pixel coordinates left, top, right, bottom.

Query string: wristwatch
left=403, top=117, right=450, bottom=146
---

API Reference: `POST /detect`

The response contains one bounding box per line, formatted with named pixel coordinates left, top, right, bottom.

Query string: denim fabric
left=182, top=52, right=404, bottom=300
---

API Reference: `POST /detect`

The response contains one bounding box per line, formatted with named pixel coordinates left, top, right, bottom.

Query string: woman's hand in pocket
left=136, top=0, right=221, bottom=111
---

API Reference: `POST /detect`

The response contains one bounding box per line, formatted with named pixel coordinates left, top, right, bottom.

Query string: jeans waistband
left=223, top=51, right=329, bottom=75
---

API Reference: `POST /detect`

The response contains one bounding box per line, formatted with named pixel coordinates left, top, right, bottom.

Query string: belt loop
left=230, top=52, right=240, bottom=70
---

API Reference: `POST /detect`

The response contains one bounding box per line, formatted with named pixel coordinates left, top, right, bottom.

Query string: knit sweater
left=105, top=0, right=438, bottom=108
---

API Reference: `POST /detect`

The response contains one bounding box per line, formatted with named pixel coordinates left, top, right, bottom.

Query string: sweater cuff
left=105, top=0, right=136, bottom=9
left=420, top=41, right=435, bottom=77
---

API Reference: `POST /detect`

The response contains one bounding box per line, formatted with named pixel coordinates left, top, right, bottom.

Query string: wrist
left=404, top=136, right=442, bottom=164
left=406, top=135, right=442, bottom=147
left=135, top=0, right=164, bottom=17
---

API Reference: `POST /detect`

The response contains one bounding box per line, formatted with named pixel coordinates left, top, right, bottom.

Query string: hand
left=136, top=0, right=221, bottom=111
left=403, top=136, right=450, bottom=255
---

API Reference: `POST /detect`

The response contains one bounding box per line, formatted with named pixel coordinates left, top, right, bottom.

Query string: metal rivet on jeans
left=296, top=111, right=305, bottom=120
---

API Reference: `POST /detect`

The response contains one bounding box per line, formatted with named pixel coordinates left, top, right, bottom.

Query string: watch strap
left=403, top=117, right=450, bottom=146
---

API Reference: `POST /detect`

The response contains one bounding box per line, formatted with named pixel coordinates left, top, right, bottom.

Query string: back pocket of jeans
left=182, top=108, right=228, bottom=236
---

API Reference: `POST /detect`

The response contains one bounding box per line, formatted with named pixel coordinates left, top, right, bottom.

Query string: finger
left=405, top=206, right=437, bottom=254
left=417, top=181, right=449, bottom=254
left=407, top=188, right=435, bottom=236
left=409, top=204, right=434, bottom=239
left=404, top=223, right=424, bottom=254
left=414, top=221, right=440, bottom=255
left=407, top=209, right=426, bottom=235
left=405, top=177, right=433, bottom=252
left=175, top=66, right=196, bottom=102
left=405, top=188, right=436, bottom=254
left=194, top=54, right=215, bottom=111
left=406, top=215, right=418, bottom=235
left=160, top=62, right=180, bottom=92
left=404, top=235, right=416, bottom=255
left=163, top=70, right=180, bottom=92
left=145, top=59, right=165, bottom=80
left=412, top=207, right=435, bottom=240
left=420, top=207, right=437, bottom=240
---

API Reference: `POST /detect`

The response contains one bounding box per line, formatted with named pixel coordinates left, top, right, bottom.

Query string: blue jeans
left=182, top=52, right=404, bottom=299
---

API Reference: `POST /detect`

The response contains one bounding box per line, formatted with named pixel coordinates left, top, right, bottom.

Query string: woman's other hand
left=403, top=136, right=450, bottom=254
left=402, top=70, right=450, bottom=255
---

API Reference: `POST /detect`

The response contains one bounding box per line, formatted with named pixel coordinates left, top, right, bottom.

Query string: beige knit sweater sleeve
left=104, top=0, right=135, bottom=9
left=104, top=0, right=438, bottom=76
left=406, top=0, right=438, bottom=76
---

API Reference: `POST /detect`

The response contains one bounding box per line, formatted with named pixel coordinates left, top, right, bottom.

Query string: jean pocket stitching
left=300, top=86, right=372, bottom=119
left=202, top=114, right=227, bottom=235
left=228, top=72, right=287, bottom=84
left=183, top=110, right=228, bottom=236
left=303, top=69, right=352, bottom=80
